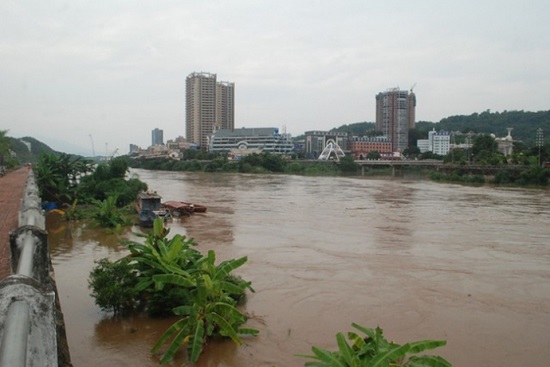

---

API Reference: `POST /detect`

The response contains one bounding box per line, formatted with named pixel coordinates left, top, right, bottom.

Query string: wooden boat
left=163, top=200, right=207, bottom=216
left=136, top=191, right=165, bottom=227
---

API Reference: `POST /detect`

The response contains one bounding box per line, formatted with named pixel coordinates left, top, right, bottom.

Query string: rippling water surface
left=48, top=170, right=550, bottom=367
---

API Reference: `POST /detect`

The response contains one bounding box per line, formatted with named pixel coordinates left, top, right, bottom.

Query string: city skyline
left=1, top=1, right=549, bottom=155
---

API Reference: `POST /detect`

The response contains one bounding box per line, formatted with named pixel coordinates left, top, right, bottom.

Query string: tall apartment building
left=216, top=81, right=235, bottom=131
left=151, top=128, right=164, bottom=146
left=375, top=88, right=416, bottom=152
left=186, top=72, right=235, bottom=150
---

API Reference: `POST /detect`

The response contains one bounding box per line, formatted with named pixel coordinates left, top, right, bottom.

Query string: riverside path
left=0, top=167, right=30, bottom=280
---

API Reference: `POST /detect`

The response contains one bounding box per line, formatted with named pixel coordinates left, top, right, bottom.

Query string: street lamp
left=536, top=128, right=544, bottom=167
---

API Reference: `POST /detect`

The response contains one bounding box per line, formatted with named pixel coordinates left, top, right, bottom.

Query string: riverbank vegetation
left=89, top=219, right=258, bottom=363
left=128, top=139, right=549, bottom=186
left=34, top=152, right=147, bottom=226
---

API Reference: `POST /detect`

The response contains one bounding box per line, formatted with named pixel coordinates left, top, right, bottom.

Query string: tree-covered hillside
left=438, top=110, right=550, bottom=145
left=330, top=110, right=550, bottom=147
left=9, top=136, right=59, bottom=164
left=331, top=121, right=376, bottom=135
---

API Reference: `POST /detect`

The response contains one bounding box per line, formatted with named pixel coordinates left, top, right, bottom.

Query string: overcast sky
left=1, top=0, right=549, bottom=155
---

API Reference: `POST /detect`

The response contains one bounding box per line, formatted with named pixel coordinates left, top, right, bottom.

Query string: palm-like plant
left=90, top=195, right=131, bottom=228
left=126, top=219, right=202, bottom=315
left=89, top=219, right=257, bottom=363
left=151, top=248, right=257, bottom=363
left=299, top=323, right=451, bottom=367
left=35, top=152, right=93, bottom=204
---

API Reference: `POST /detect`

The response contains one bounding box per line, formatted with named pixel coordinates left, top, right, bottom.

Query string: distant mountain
left=9, top=136, right=62, bottom=164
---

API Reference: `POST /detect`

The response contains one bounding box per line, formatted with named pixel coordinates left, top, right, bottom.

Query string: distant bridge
left=305, top=159, right=526, bottom=176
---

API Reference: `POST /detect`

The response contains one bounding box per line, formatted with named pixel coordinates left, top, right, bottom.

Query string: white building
left=209, top=127, right=294, bottom=156
left=417, top=129, right=451, bottom=156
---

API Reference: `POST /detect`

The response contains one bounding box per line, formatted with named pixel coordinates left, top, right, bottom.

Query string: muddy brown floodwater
left=48, top=169, right=550, bottom=367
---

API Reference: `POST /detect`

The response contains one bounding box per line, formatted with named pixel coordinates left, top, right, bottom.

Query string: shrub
left=88, top=257, right=139, bottom=315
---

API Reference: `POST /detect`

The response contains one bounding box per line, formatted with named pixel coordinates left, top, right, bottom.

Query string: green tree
left=443, top=148, right=467, bottom=164
left=472, top=134, right=498, bottom=159
left=78, top=159, right=147, bottom=206
left=402, top=146, right=420, bottom=159
left=339, top=156, right=358, bottom=173
left=88, top=257, right=139, bottom=315
left=366, top=150, right=382, bottom=160
left=0, top=130, right=10, bottom=167
left=35, top=152, right=94, bottom=204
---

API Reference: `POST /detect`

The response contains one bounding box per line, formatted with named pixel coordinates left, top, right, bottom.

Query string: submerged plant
left=151, top=248, right=257, bottom=363
left=124, top=219, right=202, bottom=316
left=90, top=195, right=131, bottom=227
left=299, top=323, right=451, bottom=367
left=88, top=218, right=257, bottom=363
left=88, top=257, right=139, bottom=315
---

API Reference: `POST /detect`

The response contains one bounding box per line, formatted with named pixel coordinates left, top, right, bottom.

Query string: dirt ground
left=0, top=167, right=30, bottom=279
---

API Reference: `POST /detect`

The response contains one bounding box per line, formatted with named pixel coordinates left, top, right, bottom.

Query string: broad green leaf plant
left=151, top=248, right=258, bottom=363
left=125, top=219, right=257, bottom=363
left=299, top=323, right=451, bottom=367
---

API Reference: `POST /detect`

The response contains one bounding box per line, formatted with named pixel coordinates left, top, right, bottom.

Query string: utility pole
left=536, top=128, right=544, bottom=167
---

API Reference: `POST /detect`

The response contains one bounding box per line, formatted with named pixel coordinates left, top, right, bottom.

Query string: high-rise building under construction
left=375, top=88, right=416, bottom=152
left=186, top=72, right=234, bottom=150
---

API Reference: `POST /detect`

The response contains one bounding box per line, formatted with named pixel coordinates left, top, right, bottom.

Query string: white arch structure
left=318, top=139, right=345, bottom=161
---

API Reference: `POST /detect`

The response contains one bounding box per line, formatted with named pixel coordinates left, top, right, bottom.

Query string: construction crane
left=410, top=82, right=417, bottom=93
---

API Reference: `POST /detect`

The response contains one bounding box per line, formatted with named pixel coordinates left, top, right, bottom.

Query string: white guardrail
left=0, top=172, right=59, bottom=366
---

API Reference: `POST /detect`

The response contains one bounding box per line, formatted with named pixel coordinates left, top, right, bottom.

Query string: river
left=48, top=169, right=550, bottom=367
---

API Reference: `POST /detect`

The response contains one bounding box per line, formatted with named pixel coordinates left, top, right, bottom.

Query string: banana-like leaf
left=407, top=355, right=452, bottom=367
left=135, top=279, right=154, bottom=292
left=167, top=236, right=183, bottom=261
left=153, top=273, right=195, bottom=288
left=214, top=256, right=248, bottom=280
left=367, top=344, right=410, bottom=367
left=310, top=346, right=347, bottom=367
left=195, top=276, right=207, bottom=303
left=304, top=361, right=327, bottom=367
left=187, top=319, right=205, bottom=362
left=130, top=256, right=166, bottom=271
left=336, top=332, right=356, bottom=366
left=151, top=317, right=189, bottom=353
left=209, top=312, right=242, bottom=345
left=172, top=305, right=195, bottom=316
left=406, top=340, right=447, bottom=354
left=202, top=274, right=214, bottom=292
left=153, top=218, right=165, bottom=237
left=347, top=331, right=367, bottom=351
left=157, top=240, right=169, bottom=259
left=351, top=323, right=376, bottom=340
left=159, top=324, right=192, bottom=364
left=162, top=263, right=187, bottom=276
left=220, top=280, right=247, bottom=294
